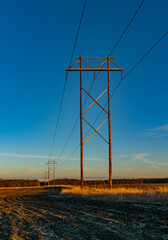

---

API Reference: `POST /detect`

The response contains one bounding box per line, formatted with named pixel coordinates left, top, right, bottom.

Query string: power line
left=85, top=32, right=168, bottom=137
left=69, top=0, right=87, bottom=68
left=48, top=80, right=67, bottom=162
left=60, top=32, right=168, bottom=166
left=84, top=0, right=145, bottom=102
left=56, top=73, right=95, bottom=164
left=57, top=0, right=145, bottom=162
left=93, top=0, right=145, bottom=82
left=123, top=31, right=168, bottom=79
left=79, top=0, right=96, bottom=55
left=57, top=115, right=80, bottom=163
left=48, top=0, right=87, bottom=162
left=109, top=0, right=145, bottom=56
left=60, top=143, right=80, bottom=166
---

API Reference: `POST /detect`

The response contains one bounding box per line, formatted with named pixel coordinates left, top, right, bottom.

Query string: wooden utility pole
left=80, top=56, right=84, bottom=189
left=107, top=56, right=112, bottom=188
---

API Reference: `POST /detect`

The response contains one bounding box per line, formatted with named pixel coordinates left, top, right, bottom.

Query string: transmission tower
left=46, top=160, right=56, bottom=185
left=66, top=56, right=123, bottom=189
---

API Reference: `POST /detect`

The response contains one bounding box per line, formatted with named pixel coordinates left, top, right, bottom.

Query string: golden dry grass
left=60, top=184, right=168, bottom=203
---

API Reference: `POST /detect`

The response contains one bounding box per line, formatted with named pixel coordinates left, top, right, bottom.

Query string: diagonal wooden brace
left=97, top=59, right=107, bottom=69
left=109, top=59, right=121, bottom=68
left=81, top=59, right=93, bottom=68
left=83, top=88, right=107, bottom=115
left=68, top=59, right=80, bottom=69
left=83, top=117, right=108, bottom=144
left=82, top=88, right=108, bottom=114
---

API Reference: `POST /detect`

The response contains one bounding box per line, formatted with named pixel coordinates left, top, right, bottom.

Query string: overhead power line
left=85, top=31, right=168, bottom=138
left=57, top=0, right=145, bottom=163
left=60, top=32, right=168, bottom=166
left=57, top=115, right=80, bottom=163
left=85, top=0, right=145, bottom=101
left=123, top=31, right=168, bottom=79
left=109, top=0, right=145, bottom=56
left=94, top=0, right=145, bottom=81
left=69, top=0, right=88, bottom=69
left=48, top=0, right=87, bottom=162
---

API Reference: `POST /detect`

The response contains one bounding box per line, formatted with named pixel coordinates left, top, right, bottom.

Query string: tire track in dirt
left=3, top=196, right=71, bottom=239
left=10, top=196, right=113, bottom=239
left=3, top=190, right=127, bottom=239
left=17, top=195, right=125, bottom=239
left=0, top=188, right=167, bottom=240
left=2, top=196, right=46, bottom=239
left=16, top=191, right=168, bottom=239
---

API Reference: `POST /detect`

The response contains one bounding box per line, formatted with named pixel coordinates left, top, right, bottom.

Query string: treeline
left=49, top=178, right=168, bottom=186
left=0, top=179, right=40, bottom=187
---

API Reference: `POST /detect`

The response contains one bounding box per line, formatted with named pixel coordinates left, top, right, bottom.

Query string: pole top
left=74, top=57, right=115, bottom=59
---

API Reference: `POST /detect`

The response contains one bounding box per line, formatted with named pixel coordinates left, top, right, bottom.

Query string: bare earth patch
left=0, top=187, right=167, bottom=239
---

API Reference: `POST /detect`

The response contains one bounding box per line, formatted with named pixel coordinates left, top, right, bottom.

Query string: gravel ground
left=0, top=187, right=167, bottom=240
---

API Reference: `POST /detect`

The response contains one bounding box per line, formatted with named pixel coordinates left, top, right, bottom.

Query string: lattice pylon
left=46, top=160, right=56, bottom=185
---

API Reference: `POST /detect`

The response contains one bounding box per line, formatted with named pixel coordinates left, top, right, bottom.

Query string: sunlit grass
left=60, top=184, right=168, bottom=203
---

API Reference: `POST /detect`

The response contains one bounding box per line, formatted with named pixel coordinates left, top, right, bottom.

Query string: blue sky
left=0, top=0, right=167, bottom=180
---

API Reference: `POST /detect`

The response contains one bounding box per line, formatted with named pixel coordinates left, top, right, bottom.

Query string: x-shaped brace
left=82, top=88, right=109, bottom=144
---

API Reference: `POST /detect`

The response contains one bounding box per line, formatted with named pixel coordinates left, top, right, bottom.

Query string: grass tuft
left=60, top=184, right=168, bottom=203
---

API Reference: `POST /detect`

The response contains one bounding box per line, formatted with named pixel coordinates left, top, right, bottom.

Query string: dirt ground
left=0, top=187, right=167, bottom=240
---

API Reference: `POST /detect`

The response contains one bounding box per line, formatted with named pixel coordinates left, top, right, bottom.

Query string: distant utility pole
left=46, top=160, right=56, bottom=186
left=44, top=169, right=47, bottom=186
left=66, top=57, right=123, bottom=189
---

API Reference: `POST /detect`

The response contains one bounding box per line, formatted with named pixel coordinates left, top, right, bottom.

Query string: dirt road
left=0, top=187, right=167, bottom=240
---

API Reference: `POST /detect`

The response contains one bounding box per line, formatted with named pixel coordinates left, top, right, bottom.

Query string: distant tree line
left=2, top=178, right=167, bottom=188
left=0, top=179, right=40, bottom=187
left=49, top=178, right=168, bottom=186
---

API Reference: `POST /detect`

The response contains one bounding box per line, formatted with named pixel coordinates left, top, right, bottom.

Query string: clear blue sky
left=0, top=0, right=167, bottom=180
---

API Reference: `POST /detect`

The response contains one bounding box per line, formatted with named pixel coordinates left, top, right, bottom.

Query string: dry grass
left=60, top=184, right=168, bottom=203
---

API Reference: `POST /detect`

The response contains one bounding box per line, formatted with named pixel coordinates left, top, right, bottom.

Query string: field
left=61, top=183, right=168, bottom=203
left=0, top=185, right=167, bottom=240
